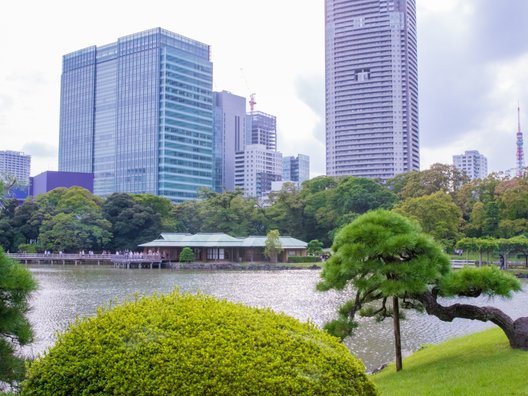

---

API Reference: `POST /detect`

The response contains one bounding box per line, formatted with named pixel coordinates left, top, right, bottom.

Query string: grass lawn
left=370, top=328, right=528, bottom=396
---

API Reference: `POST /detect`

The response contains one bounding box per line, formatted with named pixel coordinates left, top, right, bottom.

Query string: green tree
left=0, top=248, right=37, bottom=387
left=179, top=247, right=195, bottom=263
left=33, top=187, right=111, bottom=252
left=102, top=193, right=162, bottom=251
left=266, top=183, right=306, bottom=240
left=0, top=199, right=17, bottom=251
left=455, top=237, right=498, bottom=266
left=319, top=210, right=528, bottom=363
left=317, top=210, right=451, bottom=371
left=197, top=190, right=265, bottom=236
left=264, top=229, right=283, bottom=263
left=307, top=239, right=324, bottom=256
left=132, top=194, right=177, bottom=232
left=388, top=163, right=469, bottom=200
left=393, top=191, right=463, bottom=249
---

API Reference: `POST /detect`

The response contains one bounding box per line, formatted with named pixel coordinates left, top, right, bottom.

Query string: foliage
left=387, top=163, right=469, bottom=200
left=21, top=291, right=377, bottom=395
left=393, top=191, right=463, bottom=249
left=197, top=190, right=266, bottom=236
left=317, top=210, right=450, bottom=350
left=266, top=184, right=307, bottom=240
left=264, top=229, right=283, bottom=263
left=456, top=237, right=498, bottom=265
left=372, top=328, right=527, bottom=396
left=16, top=244, right=37, bottom=253
left=306, top=239, right=323, bottom=256
left=0, top=248, right=37, bottom=387
left=34, top=187, right=111, bottom=252
left=287, top=256, right=321, bottom=263
left=439, top=266, right=521, bottom=297
left=179, top=247, right=195, bottom=263
left=102, top=193, right=162, bottom=251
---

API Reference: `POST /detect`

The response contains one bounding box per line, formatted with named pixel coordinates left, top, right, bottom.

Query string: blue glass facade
left=58, top=28, right=213, bottom=201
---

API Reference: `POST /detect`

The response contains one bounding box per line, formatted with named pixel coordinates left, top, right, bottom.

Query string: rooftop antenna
left=516, top=102, right=525, bottom=177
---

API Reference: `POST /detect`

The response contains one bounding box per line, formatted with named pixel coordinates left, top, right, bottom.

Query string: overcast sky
left=1, top=0, right=528, bottom=178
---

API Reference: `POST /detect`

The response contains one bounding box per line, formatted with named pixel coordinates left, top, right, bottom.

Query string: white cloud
left=0, top=0, right=526, bottom=179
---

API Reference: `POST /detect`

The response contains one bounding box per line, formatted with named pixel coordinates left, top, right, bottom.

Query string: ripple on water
left=25, top=265, right=528, bottom=371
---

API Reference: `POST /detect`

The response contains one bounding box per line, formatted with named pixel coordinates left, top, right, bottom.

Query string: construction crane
left=240, top=68, right=256, bottom=112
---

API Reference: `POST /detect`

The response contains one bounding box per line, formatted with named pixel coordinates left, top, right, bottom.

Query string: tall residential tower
left=58, top=28, right=214, bottom=202
left=325, top=0, right=419, bottom=179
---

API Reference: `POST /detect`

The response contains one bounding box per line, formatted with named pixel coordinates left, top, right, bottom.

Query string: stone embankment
left=168, top=262, right=321, bottom=270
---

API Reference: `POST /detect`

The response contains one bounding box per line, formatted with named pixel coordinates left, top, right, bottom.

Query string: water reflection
left=26, top=265, right=528, bottom=371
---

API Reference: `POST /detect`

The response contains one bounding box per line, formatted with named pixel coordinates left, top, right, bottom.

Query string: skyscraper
left=0, top=150, right=31, bottom=186
left=213, top=91, right=246, bottom=192
left=283, top=154, right=310, bottom=185
left=453, top=150, right=488, bottom=180
left=58, top=28, right=214, bottom=202
left=325, top=0, right=419, bottom=180
left=246, top=111, right=277, bottom=151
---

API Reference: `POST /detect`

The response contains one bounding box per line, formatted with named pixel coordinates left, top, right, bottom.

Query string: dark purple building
left=30, top=171, right=94, bottom=197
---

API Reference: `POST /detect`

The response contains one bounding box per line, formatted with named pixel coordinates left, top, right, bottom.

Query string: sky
left=1, top=0, right=528, bottom=178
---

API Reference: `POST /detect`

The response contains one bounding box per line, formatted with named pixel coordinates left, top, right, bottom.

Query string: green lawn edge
left=370, top=327, right=528, bottom=396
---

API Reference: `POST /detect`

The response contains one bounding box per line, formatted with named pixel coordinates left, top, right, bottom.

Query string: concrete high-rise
left=453, top=150, right=488, bottom=180
left=235, top=144, right=282, bottom=198
left=0, top=150, right=31, bottom=186
left=325, top=0, right=419, bottom=179
left=213, top=91, right=246, bottom=192
left=58, top=28, right=214, bottom=202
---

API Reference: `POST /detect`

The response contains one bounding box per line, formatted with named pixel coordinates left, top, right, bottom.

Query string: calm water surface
left=26, top=265, right=528, bottom=371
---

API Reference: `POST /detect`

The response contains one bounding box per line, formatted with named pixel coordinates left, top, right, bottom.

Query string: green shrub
left=17, top=244, right=37, bottom=253
left=179, top=247, right=195, bottom=262
left=22, top=291, right=377, bottom=395
left=288, top=256, right=322, bottom=263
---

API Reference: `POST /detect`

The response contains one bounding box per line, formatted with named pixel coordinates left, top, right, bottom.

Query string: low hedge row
left=288, top=256, right=322, bottom=263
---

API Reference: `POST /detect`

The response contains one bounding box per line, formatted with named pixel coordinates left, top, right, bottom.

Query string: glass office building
left=58, top=28, right=214, bottom=201
left=283, top=154, right=310, bottom=185
left=325, top=0, right=419, bottom=180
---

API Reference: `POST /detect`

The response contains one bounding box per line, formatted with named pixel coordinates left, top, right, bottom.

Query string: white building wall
left=453, top=150, right=488, bottom=180
left=234, top=144, right=282, bottom=198
left=0, top=150, right=31, bottom=185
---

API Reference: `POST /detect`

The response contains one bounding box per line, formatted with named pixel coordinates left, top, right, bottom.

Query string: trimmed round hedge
left=22, top=291, right=377, bottom=395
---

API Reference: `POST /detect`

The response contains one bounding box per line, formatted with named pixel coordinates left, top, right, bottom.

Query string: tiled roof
left=139, top=233, right=307, bottom=248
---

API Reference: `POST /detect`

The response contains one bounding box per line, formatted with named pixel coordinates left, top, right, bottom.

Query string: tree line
left=1, top=163, right=528, bottom=253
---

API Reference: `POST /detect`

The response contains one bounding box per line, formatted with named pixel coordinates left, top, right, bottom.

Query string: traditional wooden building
left=139, top=233, right=307, bottom=263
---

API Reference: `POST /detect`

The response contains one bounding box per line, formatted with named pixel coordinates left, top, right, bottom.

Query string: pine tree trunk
left=393, top=296, right=403, bottom=371
left=416, top=291, right=528, bottom=349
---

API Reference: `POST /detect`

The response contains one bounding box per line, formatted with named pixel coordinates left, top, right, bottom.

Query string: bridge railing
left=7, top=253, right=162, bottom=262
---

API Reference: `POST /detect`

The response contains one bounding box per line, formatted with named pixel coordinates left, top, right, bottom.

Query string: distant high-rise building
left=516, top=104, right=524, bottom=177
left=235, top=144, right=282, bottom=198
left=0, top=150, right=31, bottom=186
left=453, top=150, right=488, bottom=180
left=58, top=28, right=214, bottom=202
left=246, top=111, right=277, bottom=151
left=325, top=0, right=419, bottom=179
left=213, top=91, right=246, bottom=192
left=283, top=154, right=310, bottom=185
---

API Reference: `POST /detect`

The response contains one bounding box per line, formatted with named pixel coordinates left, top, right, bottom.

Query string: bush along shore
left=167, top=261, right=322, bottom=270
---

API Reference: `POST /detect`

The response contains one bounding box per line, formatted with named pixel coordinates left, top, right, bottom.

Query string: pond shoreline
left=167, top=262, right=322, bottom=270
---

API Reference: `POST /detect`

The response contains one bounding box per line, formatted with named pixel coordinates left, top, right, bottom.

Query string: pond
left=25, top=265, right=528, bottom=372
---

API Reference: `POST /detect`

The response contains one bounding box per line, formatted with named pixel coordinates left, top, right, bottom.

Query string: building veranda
left=139, top=233, right=307, bottom=263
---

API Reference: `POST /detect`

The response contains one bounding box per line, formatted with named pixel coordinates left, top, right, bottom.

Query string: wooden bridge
left=7, top=253, right=163, bottom=269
